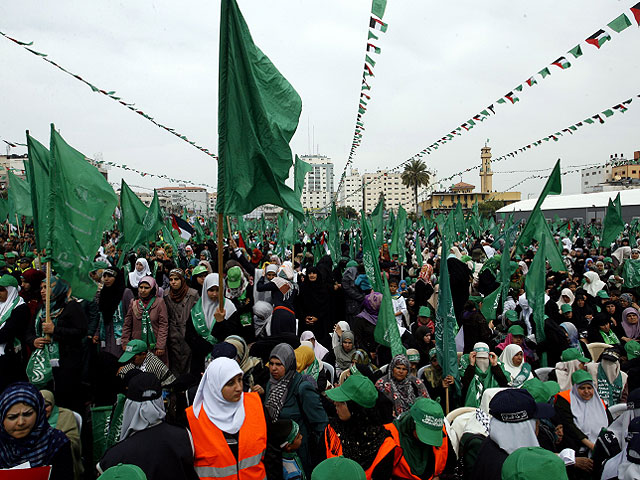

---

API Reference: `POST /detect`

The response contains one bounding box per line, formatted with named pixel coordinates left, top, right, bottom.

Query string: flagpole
left=445, top=386, right=450, bottom=415
left=15, top=215, right=21, bottom=237
left=217, top=212, right=224, bottom=288
left=45, top=261, right=51, bottom=341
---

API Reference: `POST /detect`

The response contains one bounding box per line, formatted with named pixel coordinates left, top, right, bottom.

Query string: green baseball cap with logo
left=560, top=303, right=572, bottom=314
left=325, top=373, right=378, bottom=409
left=561, top=347, right=589, bottom=363
left=410, top=398, right=444, bottom=447
left=192, top=265, right=208, bottom=276
left=501, top=447, right=568, bottom=480
left=522, top=378, right=561, bottom=403
left=596, top=290, right=610, bottom=299
left=508, top=325, right=525, bottom=336
left=0, top=274, right=19, bottom=288
left=626, top=340, right=640, bottom=360
left=119, top=339, right=148, bottom=363
left=571, top=369, right=593, bottom=386
left=98, top=464, right=147, bottom=480
left=226, top=266, right=243, bottom=289
left=504, top=310, right=519, bottom=323
left=418, top=305, right=432, bottom=317
left=311, top=457, right=366, bottom=480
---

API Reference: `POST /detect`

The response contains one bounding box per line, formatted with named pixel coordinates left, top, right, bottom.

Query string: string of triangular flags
left=396, top=3, right=640, bottom=172
left=0, top=30, right=218, bottom=160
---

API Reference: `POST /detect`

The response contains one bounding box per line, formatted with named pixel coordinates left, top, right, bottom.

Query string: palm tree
left=401, top=159, right=431, bottom=214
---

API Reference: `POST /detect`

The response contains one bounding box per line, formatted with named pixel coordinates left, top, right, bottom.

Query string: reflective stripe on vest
left=194, top=452, right=265, bottom=478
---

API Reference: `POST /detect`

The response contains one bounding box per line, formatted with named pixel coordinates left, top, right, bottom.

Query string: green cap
left=604, top=257, right=613, bottom=263
left=625, top=340, right=640, bottom=360
left=501, top=447, right=568, bottom=480
left=571, top=369, right=593, bottom=386
left=226, top=266, right=243, bottom=289
left=560, top=303, right=572, bottom=314
left=26, top=252, right=35, bottom=259
left=325, top=374, right=378, bottom=409
left=406, top=348, right=420, bottom=363
left=504, top=310, right=518, bottom=322
left=522, top=378, right=561, bottom=403
left=468, top=295, right=483, bottom=308
left=0, top=275, right=19, bottom=288
left=428, top=347, right=438, bottom=359
left=119, top=340, right=148, bottom=363
left=508, top=325, right=525, bottom=336
left=561, top=347, right=589, bottom=363
left=192, top=265, right=208, bottom=276
left=418, top=305, right=432, bottom=317
left=4, top=252, right=16, bottom=259
left=596, top=290, right=610, bottom=299
left=409, top=398, right=445, bottom=447
left=98, top=464, right=147, bottom=480
left=92, top=260, right=109, bottom=272
left=346, top=260, right=358, bottom=268
left=311, top=457, right=366, bottom=480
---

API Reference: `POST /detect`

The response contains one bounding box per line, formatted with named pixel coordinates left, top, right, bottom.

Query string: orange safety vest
left=385, top=423, right=448, bottom=480
left=186, top=392, right=267, bottom=480
left=555, top=389, right=607, bottom=408
left=324, top=424, right=398, bottom=480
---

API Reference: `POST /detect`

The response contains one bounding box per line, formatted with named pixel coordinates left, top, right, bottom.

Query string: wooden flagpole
left=217, top=212, right=224, bottom=287
left=44, top=261, right=52, bottom=341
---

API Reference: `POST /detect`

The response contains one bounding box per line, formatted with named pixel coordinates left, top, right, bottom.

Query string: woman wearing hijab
left=185, top=273, right=241, bottom=375
left=300, top=330, right=329, bottom=362
left=19, top=268, right=46, bottom=319
left=224, top=334, right=267, bottom=393
left=571, top=293, right=594, bottom=331
left=128, top=258, right=152, bottom=296
left=164, top=268, right=199, bottom=377
left=41, top=390, right=82, bottom=479
left=265, top=343, right=328, bottom=476
left=459, top=342, right=509, bottom=408
left=0, top=382, right=72, bottom=478
left=448, top=251, right=472, bottom=324
left=375, top=354, right=429, bottom=418
left=583, top=271, right=606, bottom=299
left=414, top=263, right=435, bottom=309
left=257, top=264, right=298, bottom=334
left=295, top=344, right=328, bottom=392
left=28, top=276, right=87, bottom=413
left=498, top=344, right=534, bottom=387
left=585, top=350, right=628, bottom=407
left=0, top=275, right=30, bottom=392
left=100, top=372, right=197, bottom=480
left=556, top=287, right=575, bottom=314
left=621, top=307, right=640, bottom=342
left=297, top=266, right=332, bottom=346
left=97, top=268, right=127, bottom=358
left=122, top=276, right=169, bottom=365
left=333, top=331, right=357, bottom=377
left=559, top=321, right=591, bottom=361
left=353, top=292, right=383, bottom=355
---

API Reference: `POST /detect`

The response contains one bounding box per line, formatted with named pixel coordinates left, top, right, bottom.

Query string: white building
left=157, top=186, right=208, bottom=215
left=363, top=170, right=413, bottom=214
left=0, top=154, right=27, bottom=189
left=207, top=192, right=217, bottom=217
left=300, top=155, right=334, bottom=213
left=581, top=163, right=613, bottom=193
left=338, top=168, right=363, bottom=211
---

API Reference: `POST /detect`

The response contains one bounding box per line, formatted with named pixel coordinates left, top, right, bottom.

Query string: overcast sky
left=1, top=0, right=638, bottom=203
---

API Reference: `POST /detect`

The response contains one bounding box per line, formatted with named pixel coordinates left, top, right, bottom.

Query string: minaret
left=480, top=145, right=493, bottom=192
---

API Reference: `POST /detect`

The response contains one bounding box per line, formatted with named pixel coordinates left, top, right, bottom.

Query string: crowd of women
left=1, top=222, right=640, bottom=479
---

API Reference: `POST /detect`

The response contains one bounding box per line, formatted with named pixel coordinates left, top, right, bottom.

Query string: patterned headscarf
left=419, top=264, right=434, bottom=285
left=265, top=343, right=297, bottom=421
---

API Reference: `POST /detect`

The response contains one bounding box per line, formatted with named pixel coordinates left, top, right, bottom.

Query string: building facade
left=338, top=168, right=363, bottom=211
left=362, top=170, right=413, bottom=214
left=300, top=155, right=334, bottom=213
left=157, top=186, right=208, bottom=215
left=581, top=151, right=640, bottom=193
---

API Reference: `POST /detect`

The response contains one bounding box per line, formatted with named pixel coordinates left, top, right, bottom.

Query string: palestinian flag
left=568, top=45, right=583, bottom=58
left=613, top=104, right=628, bottom=113
left=370, top=17, right=388, bottom=32
left=504, top=92, right=519, bottom=104
left=487, top=104, right=495, bottom=114
left=514, top=84, right=523, bottom=92
left=365, top=55, right=376, bottom=67
left=171, top=214, right=195, bottom=241
left=539, top=67, right=551, bottom=78
left=632, top=2, right=640, bottom=26
left=592, top=114, right=605, bottom=124
left=473, top=114, right=485, bottom=122
left=367, top=43, right=381, bottom=54
left=552, top=56, right=571, bottom=69
left=586, top=29, right=611, bottom=48
left=608, top=13, right=632, bottom=33
left=364, top=63, right=374, bottom=76
left=461, top=123, right=469, bottom=131
left=361, top=92, right=371, bottom=100
left=2, top=140, right=17, bottom=148
left=526, top=76, right=537, bottom=86
left=368, top=30, right=379, bottom=41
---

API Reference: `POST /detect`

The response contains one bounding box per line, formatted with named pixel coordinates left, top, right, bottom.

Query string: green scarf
left=105, top=393, right=127, bottom=448
left=599, top=329, right=619, bottom=345
left=138, top=297, right=157, bottom=350
left=510, top=363, right=532, bottom=388
left=302, top=357, right=321, bottom=380
left=190, top=297, right=218, bottom=345
left=47, top=405, right=60, bottom=428
left=460, top=354, right=502, bottom=407
left=0, top=296, right=22, bottom=350
left=597, top=363, right=623, bottom=406
left=394, top=413, right=431, bottom=476
left=35, top=307, right=63, bottom=365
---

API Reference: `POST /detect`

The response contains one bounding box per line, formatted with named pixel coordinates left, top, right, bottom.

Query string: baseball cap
left=226, top=266, right=243, bottom=289
left=560, top=303, right=572, bottom=314
left=601, top=349, right=621, bottom=363
left=311, top=457, right=366, bottom=480
left=473, top=342, right=490, bottom=359
left=119, top=339, right=148, bottom=363
left=508, top=325, right=525, bottom=336
left=522, top=378, right=561, bottom=403
left=0, top=274, right=18, bottom=288
left=418, top=305, right=432, bottom=317
left=92, top=260, right=109, bottom=272
left=325, top=374, right=378, bottom=409
left=504, top=310, right=519, bottom=323
left=489, top=389, right=555, bottom=423
left=98, top=464, right=147, bottom=480
left=406, top=348, right=420, bottom=363
left=4, top=252, right=16, bottom=259
left=410, top=398, right=445, bottom=447
left=597, top=290, right=610, bottom=299
left=560, top=347, right=589, bottom=363
left=126, top=372, right=162, bottom=402
left=192, top=265, right=208, bottom=276
left=571, top=369, right=593, bottom=386
left=501, top=447, right=568, bottom=480
left=626, top=341, right=640, bottom=360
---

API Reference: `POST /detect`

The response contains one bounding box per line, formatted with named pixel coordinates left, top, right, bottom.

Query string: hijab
left=556, top=288, right=575, bottom=310
left=622, top=307, right=640, bottom=339
left=418, top=264, right=434, bottom=285
left=295, top=345, right=320, bottom=380
left=356, top=292, right=383, bottom=325
left=379, top=355, right=423, bottom=416
left=137, top=276, right=157, bottom=303
left=129, top=258, right=151, bottom=288
left=300, top=330, right=329, bottom=360
left=224, top=335, right=262, bottom=374
left=119, top=396, right=166, bottom=441
left=330, top=321, right=350, bottom=349
left=0, top=382, right=69, bottom=468
left=498, top=344, right=532, bottom=386
left=555, top=359, right=584, bottom=391
left=583, top=271, right=606, bottom=298
left=193, top=358, right=245, bottom=434
left=0, top=286, right=25, bottom=356
left=202, top=273, right=237, bottom=330
left=99, top=268, right=126, bottom=319
left=489, top=417, right=539, bottom=454
left=49, top=276, right=71, bottom=311
left=334, top=331, right=356, bottom=371
left=570, top=379, right=609, bottom=443
left=168, top=268, right=189, bottom=303
left=265, top=343, right=297, bottom=422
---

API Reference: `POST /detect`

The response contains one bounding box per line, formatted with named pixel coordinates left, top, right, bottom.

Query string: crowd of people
left=1, top=220, right=640, bottom=480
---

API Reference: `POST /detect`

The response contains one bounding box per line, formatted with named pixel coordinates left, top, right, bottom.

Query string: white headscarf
left=583, top=271, right=605, bottom=298
left=555, top=359, right=584, bottom=391
left=193, top=357, right=245, bottom=434
left=331, top=321, right=350, bottom=348
left=517, top=294, right=533, bottom=335
left=202, top=273, right=237, bottom=330
left=489, top=418, right=539, bottom=454
left=129, top=258, right=151, bottom=288
left=556, top=288, right=575, bottom=311
left=569, top=380, right=609, bottom=443
left=300, top=330, right=329, bottom=361
left=119, top=396, right=166, bottom=441
left=498, top=344, right=532, bottom=386
left=0, top=286, right=25, bottom=356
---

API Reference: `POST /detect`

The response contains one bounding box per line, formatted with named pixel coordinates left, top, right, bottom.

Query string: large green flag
left=435, top=232, right=461, bottom=392
left=132, top=189, right=164, bottom=248
left=294, top=155, right=312, bottom=200
left=329, top=203, right=341, bottom=264
left=532, top=160, right=562, bottom=212
left=118, top=180, right=148, bottom=260
left=375, top=276, right=407, bottom=357
left=453, top=202, right=465, bottom=241
left=525, top=241, right=547, bottom=349
left=371, top=197, right=385, bottom=248
left=480, top=286, right=501, bottom=322
left=217, top=0, right=304, bottom=221
left=469, top=202, right=481, bottom=237
left=622, top=258, right=640, bottom=288
left=601, top=193, right=624, bottom=247
left=0, top=197, right=8, bottom=222
left=361, top=211, right=383, bottom=293
left=8, top=170, right=33, bottom=220
left=47, top=126, right=118, bottom=300
left=389, top=205, right=407, bottom=259
left=26, top=133, right=51, bottom=250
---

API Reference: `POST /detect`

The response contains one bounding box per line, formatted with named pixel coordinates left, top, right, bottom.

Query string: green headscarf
left=394, top=413, right=430, bottom=476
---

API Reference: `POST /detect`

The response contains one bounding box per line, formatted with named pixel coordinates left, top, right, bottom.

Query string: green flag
left=361, top=211, right=383, bottom=293
left=8, top=170, right=33, bottom=220
left=217, top=0, right=304, bottom=221
left=525, top=241, right=547, bottom=346
left=132, top=189, right=164, bottom=248
left=294, top=155, right=312, bottom=200
left=498, top=231, right=514, bottom=311
left=371, top=0, right=388, bottom=19
left=532, top=159, right=562, bottom=212
left=0, top=197, right=8, bottom=222
left=389, top=205, right=407, bottom=259
left=26, top=133, right=51, bottom=250
left=372, top=197, right=385, bottom=248
left=453, top=202, right=465, bottom=241
left=329, top=203, right=341, bottom=264
left=622, top=259, right=640, bottom=288
left=601, top=193, right=624, bottom=247
left=375, top=276, right=406, bottom=357
left=480, top=287, right=501, bottom=322
left=118, top=179, right=148, bottom=259
left=47, top=126, right=118, bottom=300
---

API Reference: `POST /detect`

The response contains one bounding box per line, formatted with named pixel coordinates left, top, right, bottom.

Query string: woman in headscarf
left=375, top=354, right=429, bottom=418
left=256, top=263, right=298, bottom=334
left=297, top=265, right=332, bottom=346
left=0, top=275, right=30, bottom=392
left=583, top=271, right=606, bottom=299
left=225, top=334, right=267, bottom=393
left=128, top=258, right=152, bottom=296
left=0, top=382, right=72, bottom=479
left=621, top=306, right=640, bottom=342
left=559, top=321, right=590, bottom=361
left=163, top=268, right=199, bottom=377
left=295, top=344, right=328, bottom=392
left=498, top=344, right=534, bottom=387
left=448, top=251, right=472, bottom=323
left=459, top=342, right=510, bottom=408
left=97, top=268, right=127, bottom=358
left=353, top=292, right=383, bottom=355
left=300, top=330, right=329, bottom=362
left=265, top=343, right=328, bottom=476
left=587, top=312, right=620, bottom=345
left=29, top=276, right=87, bottom=413
left=224, top=264, right=255, bottom=342
left=42, top=390, right=82, bottom=479
left=570, top=293, right=593, bottom=331
left=585, top=350, right=628, bottom=407
left=556, top=287, right=575, bottom=314
left=19, top=268, right=46, bottom=319
left=185, top=273, right=241, bottom=375
left=333, top=331, right=356, bottom=377
left=414, top=263, right=435, bottom=308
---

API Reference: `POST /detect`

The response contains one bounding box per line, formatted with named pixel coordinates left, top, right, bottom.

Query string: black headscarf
left=99, top=268, right=126, bottom=320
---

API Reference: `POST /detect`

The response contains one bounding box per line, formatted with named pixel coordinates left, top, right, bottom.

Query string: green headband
left=283, top=420, right=300, bottom=447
